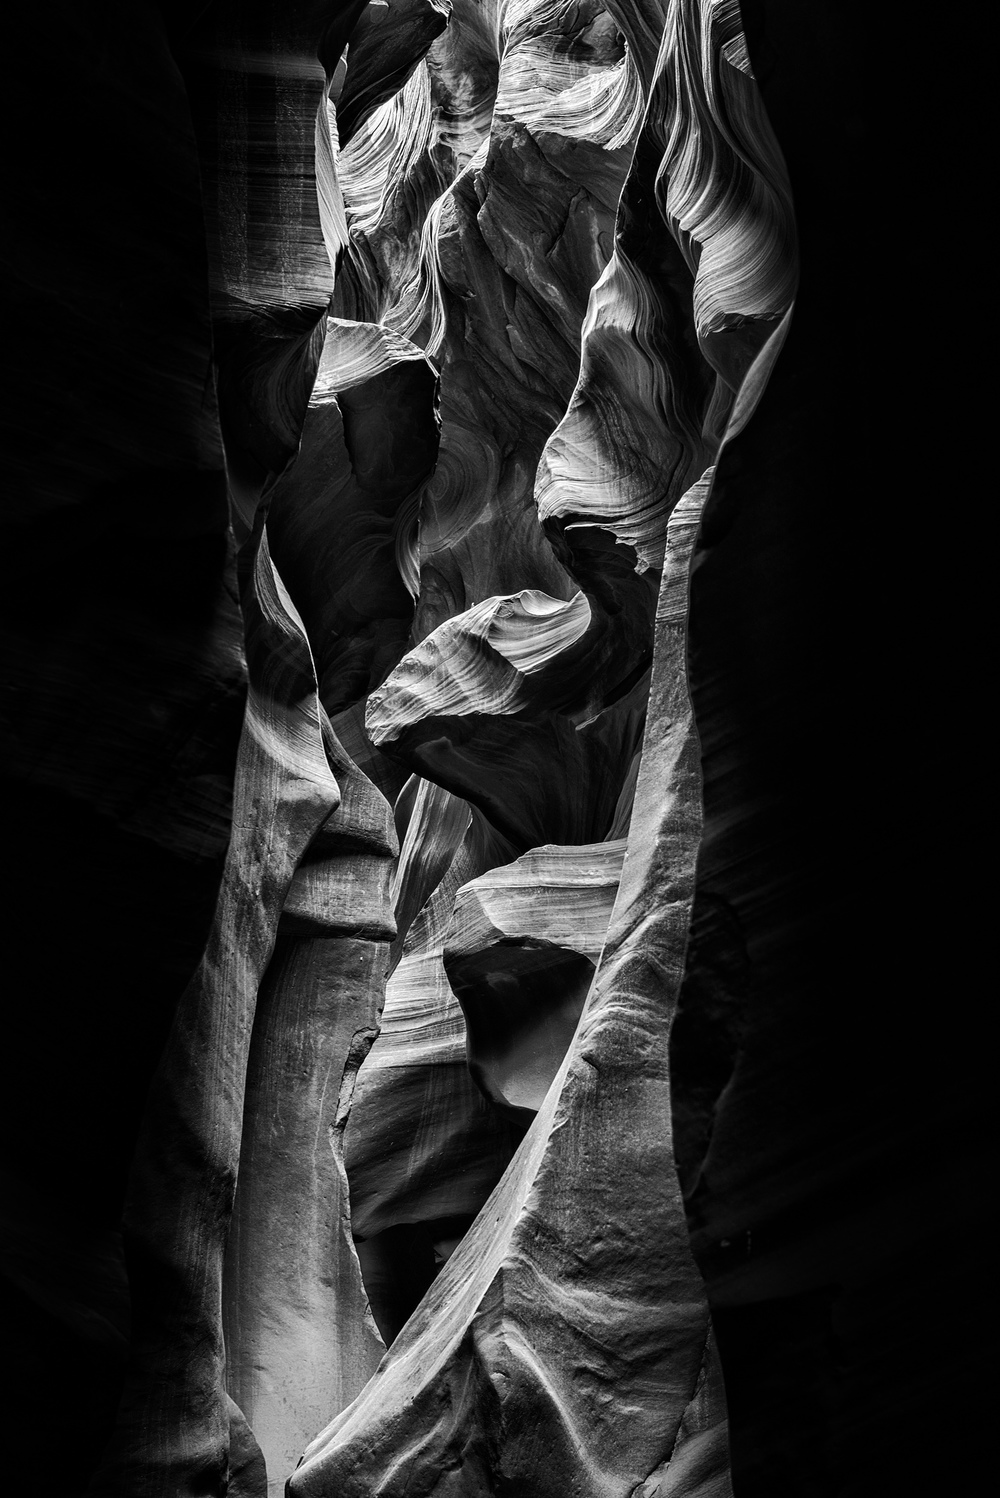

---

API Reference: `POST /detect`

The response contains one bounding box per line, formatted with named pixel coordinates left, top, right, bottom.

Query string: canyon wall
left=1, top=3, right=982, bottom=1496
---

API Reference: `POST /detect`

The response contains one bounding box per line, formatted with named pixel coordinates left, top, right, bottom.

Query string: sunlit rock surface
left=3, top=2, right=979, bottom=1497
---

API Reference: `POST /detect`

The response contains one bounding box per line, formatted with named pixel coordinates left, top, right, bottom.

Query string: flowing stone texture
left=1, top=3, right=981, bottom=1498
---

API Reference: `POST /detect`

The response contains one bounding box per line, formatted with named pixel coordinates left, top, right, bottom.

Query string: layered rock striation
left=10, top=3, right=964, bottom=1498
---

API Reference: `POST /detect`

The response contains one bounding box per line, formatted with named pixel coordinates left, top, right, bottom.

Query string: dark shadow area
left=354, top=1214, right=477, bottom=1346
left=446, top=946, right=596, bottom=1119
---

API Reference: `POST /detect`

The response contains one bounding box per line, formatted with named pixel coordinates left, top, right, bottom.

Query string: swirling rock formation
left=220, top=734, right=397, bottom=1487
left=293, top=467, right=726, bottom=1498
left=443, top=839, right=625, bottom=1116
left=343, top=777, right=523, bottom=1347
left=10, top=3, right=973, bottom=1497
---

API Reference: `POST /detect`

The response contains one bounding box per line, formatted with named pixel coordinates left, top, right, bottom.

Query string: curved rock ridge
left=535, top=0, right=797, bottom=569
left=335, top=0, right=453, bottom=151
left=381, top=707, right=650, bottom=851
left=363, top=574, right=655, bottom=854
left=264, top=316, right=439, bottom=717
left=366, top=588, right=591, bottom=741
left=313, top=316, right=436, bottom=395
left=336, top=62, right=447, bottom=331
left=444, top=839, right=626, bottom=1115
left=340, top=0, right=696, bottom=850
left=654, top=0, right=796, bottom=368
left=331, top=0, right=502, bottom=342
left=444, top=839, right=757, bottom=1201
left=396, top=0, right=651, bottom=636
left=448, top=838, right=626, bottom=960
left=536, top=243, right=712, bottom=571
left=495, top=0, right=644, bottom=151
left=485, top=587, right=594, bottom=671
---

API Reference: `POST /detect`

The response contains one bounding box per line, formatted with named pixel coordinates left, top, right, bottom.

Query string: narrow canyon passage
left=9, top=2, right=796, bottom=1492
left=4, top=3, right=978, bottom=1497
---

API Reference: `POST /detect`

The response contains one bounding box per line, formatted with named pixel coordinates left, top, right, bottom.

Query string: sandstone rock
left=25, top=4, right=969, bottom=1497
left=443, top=839, right=625, bottom=1116
left=290, top=458, right=725, bottom=1498
left=221, top=738, right=398, bottom=1496
left=86, top=532, right=341, bottom=1496
left=345, top=784, right=523, bottom=1344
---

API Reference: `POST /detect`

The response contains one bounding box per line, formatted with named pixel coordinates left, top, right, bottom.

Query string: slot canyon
left=0, top=3, right=983, bottom=1496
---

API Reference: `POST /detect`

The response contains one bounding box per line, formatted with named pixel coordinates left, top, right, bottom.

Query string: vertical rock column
left=88, top=535, right=342, bottom=1496
left=344, top=783, right=525, bottom=1346
left=82, top=6, right=359, bottom=1489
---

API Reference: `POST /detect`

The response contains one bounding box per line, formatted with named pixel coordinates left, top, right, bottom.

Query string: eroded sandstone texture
left=4, top=2, right=976, bottom=1496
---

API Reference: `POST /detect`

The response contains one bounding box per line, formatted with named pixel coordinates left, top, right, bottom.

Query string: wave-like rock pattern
left=314, top=305, right=786, bottom=1488
left=366, top=588, right=592, bottom=736
left=291, top=453, right=726, bottom=1498
left=220, top=729, right=398, bottom=1491
left=534, top=0, right=796, bottom=570
left=1, top=0, right=801, bottom=1492
left=353, top=2, right=665, bottom=849
left=444, top=840, right=625, bottom=1115
left=288, top=0, right=796, bottom=1484
left=345, top=782, right=523, bottom=1346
